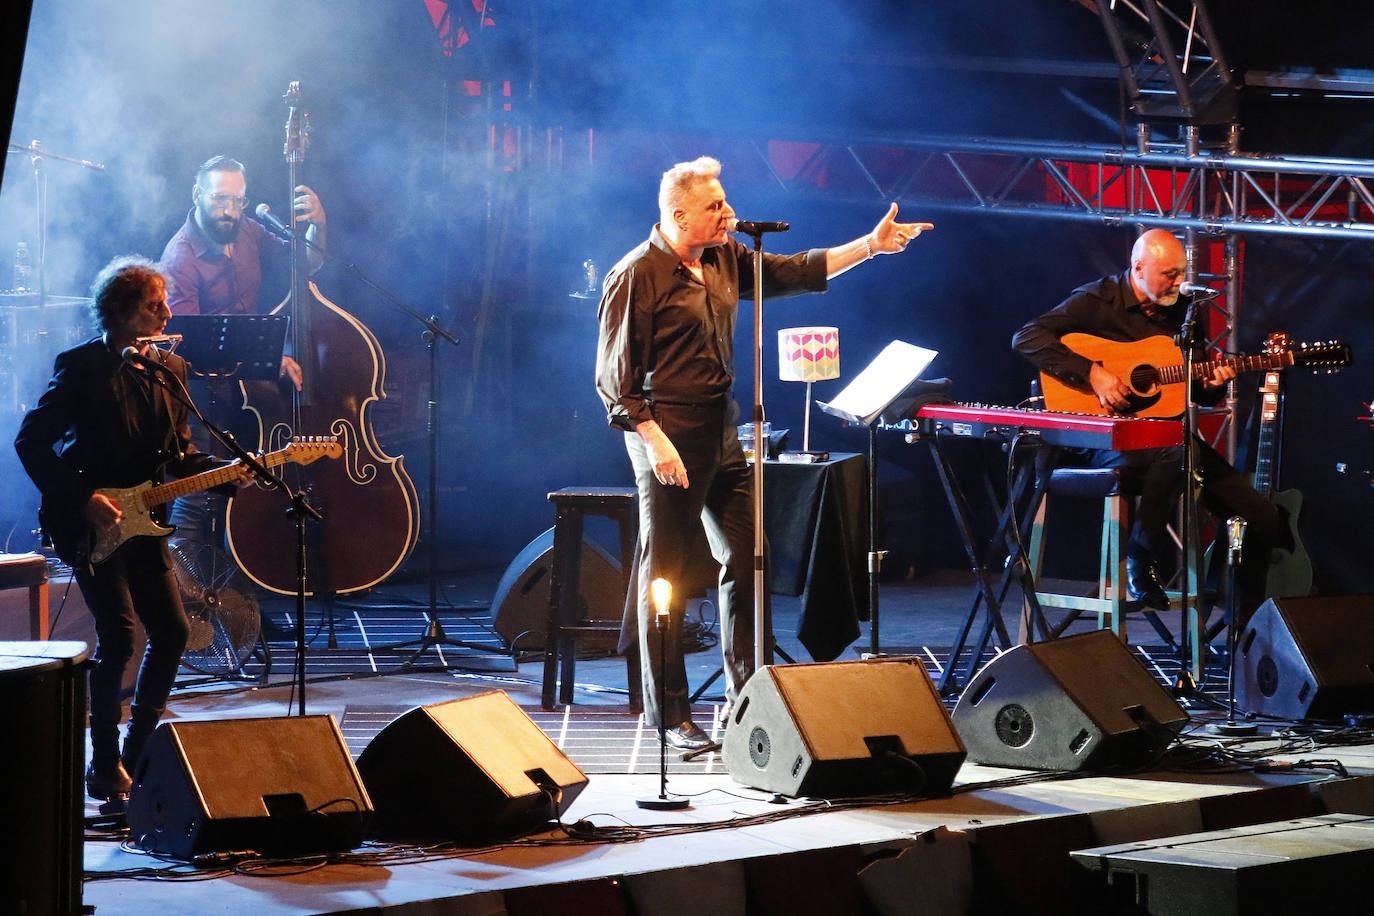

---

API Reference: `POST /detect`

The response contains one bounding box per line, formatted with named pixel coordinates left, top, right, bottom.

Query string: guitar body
left=89, top=482, right=175, bottom=564
left=1041, top=334, right=1183, bottom=417
left=1266, top=488, right=1313, bottom=598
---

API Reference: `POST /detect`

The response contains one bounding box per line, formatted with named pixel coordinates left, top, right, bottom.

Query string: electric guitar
left=1252, top=348, right=1313, bottom=597
left=56, top=438, right=341, bottom=566
left=1040, top=333, right=1352, bottom=417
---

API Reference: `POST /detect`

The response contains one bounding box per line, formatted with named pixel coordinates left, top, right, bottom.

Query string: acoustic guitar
left=1040, top=332, right=1351, bottom=417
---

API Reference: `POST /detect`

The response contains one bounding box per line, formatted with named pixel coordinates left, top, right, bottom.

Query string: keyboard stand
left=911, top=428, right=1053, bottom=695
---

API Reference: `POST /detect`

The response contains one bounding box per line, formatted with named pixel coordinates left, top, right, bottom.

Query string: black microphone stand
left=257, top=219, right=511, bottom=669
left=7, top=140, right=107, bottom=308
left=742, top=224, right=789, bottom=675
left=136, top=351, right=321, bottom=714
left=1170, top=297, right=1219, bottom=706
left=1210, top=516, right=1256, bottom=736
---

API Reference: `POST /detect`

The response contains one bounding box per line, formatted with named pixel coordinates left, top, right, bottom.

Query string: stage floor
left=30, top=569, right=1374, bottom=914
left=80, top=651, right=1374, bottom=915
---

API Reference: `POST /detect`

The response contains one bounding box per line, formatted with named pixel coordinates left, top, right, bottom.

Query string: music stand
left=165, top=315, right=289, bottom=379
left=817, top=341, right=938, bottom=656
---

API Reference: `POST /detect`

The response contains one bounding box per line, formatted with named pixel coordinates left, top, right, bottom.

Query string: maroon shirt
left=160, top=209, right=288, bottom=315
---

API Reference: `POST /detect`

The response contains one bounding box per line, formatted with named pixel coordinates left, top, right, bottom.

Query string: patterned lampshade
left=777, top=327, right=839, bottom=383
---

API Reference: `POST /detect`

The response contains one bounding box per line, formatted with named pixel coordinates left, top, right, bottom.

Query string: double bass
left=226, top=82, right=419, bottom=595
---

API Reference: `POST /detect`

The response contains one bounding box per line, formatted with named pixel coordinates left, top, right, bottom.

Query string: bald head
left=1129, top=229, right=1187, bottom=308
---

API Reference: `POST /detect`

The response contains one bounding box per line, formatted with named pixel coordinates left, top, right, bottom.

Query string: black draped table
left=668, top=451, right=869, bottom=662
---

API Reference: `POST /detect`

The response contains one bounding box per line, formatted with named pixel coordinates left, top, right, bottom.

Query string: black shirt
left=595, top=225, right=828, bottom=430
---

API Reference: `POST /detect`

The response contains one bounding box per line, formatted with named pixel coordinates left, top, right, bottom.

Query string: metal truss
left=1088, top=0, right=1237, bottom=125
left=757, top=134, right=1374, bottom=243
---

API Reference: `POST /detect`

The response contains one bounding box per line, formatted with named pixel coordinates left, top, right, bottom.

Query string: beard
left=197, top=205, right=241, bottom=245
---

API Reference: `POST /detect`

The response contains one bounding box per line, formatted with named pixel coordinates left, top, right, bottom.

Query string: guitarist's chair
left=1021, top=467, right=1177, bottom=645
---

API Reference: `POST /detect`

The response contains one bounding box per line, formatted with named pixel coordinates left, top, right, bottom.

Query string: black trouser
left=624, top=400, right=763, bottom=728
left=76, top=537, right=189, bottom=767
left=1091, top=438, right=1279, bottom=604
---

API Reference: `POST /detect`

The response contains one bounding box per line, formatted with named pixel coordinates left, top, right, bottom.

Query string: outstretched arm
left=825, top=203, right=933, bottom=279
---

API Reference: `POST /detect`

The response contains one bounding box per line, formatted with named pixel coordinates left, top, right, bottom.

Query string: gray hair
left=658, top=156, right=721, bottom=220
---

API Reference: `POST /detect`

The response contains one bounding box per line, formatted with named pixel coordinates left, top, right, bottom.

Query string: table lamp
left=778, top=326, right=839, bottom=452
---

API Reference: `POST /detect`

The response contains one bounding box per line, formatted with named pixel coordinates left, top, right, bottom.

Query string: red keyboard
left=902, top=403, right=1184, bottom=451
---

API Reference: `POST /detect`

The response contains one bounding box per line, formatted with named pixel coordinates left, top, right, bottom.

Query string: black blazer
left=15, top=337, right=220, bottom=563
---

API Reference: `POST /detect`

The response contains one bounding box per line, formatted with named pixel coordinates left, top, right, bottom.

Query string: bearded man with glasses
left=157, top=155, right=326, bottom=565
left=160, top=154, right=325, bottom=358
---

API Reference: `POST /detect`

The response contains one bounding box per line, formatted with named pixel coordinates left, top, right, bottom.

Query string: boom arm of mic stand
left=271, top=233, right=461, bottom=348
left=141, top=359, right=309, bottom=506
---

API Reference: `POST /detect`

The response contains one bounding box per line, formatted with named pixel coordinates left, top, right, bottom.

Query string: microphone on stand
left=1179, top=282, right=1223, bottom=299
left=121, top=347, right=172, bottom=380
left=727, top=218, right=790, bottom=235
left=254, top=203, right=294, bottom=238
left=122, top=337, right=181, bottom=370
left=121, top=345, right=169, bottom=367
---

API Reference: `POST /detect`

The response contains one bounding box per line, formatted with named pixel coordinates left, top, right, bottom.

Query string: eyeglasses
left=201, top=191, right=249, bottom=211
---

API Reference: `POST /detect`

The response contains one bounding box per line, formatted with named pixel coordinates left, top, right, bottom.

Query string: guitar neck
left=1158, top=351, right=1293, bottom=387
left=1253, top=372, right=1284, bottom=498
left=143, top=453, right=285, bottom=508
left=1254, top=426, right=1277, bottom=498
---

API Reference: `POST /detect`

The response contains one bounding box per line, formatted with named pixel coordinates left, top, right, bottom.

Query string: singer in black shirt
left=595, top=155, right=931, bottom=748
left=1012, top=228, right=1279, bottom=614
left=15, top=257, right=232, bottom=801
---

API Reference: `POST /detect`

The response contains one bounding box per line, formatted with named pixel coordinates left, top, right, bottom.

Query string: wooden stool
left=0, top=552, right=50, bottom=640
left=1022, top=468, right=1175, bottom=645
left=543, top=487, right=641, bottom=711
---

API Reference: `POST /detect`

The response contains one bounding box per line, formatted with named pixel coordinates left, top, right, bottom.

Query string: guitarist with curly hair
left=1012, top=229, right=1281, bottom=617
left=15, top=257, right=237, bottom=802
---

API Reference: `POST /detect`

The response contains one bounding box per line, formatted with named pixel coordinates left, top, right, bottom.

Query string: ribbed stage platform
left=10, top=573, right=1374, bottom=914
left=76, top=665, right=1374, bottom=916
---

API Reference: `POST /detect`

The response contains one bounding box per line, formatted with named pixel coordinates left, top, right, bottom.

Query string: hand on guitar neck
left=1088, top=360, right=1235, bottom=415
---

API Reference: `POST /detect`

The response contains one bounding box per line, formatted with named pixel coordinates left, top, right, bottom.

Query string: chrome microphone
left=1179, top=282, right=1223, bottom=299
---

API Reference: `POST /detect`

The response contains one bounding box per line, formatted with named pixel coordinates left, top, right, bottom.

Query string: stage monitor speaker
left=951, top=630, right=1188, bottom=771
left=722, top=657, right=965, bottom=798
left=357, top=690, right=588, bottom=842
left=1235, top=595, right=1374, bottom=720
left=492, top=526, right=623, bottom=651
left=125, top=715, right=370, bottom=858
